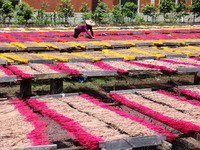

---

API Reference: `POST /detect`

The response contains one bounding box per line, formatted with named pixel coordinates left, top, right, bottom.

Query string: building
left=20, top=0, right=119, bottom=12
left=16, top=0, right=192, bottom=13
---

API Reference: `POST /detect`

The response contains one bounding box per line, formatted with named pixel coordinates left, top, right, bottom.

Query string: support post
left=50, top=79, right=63, bottom=94
left=194, top=72, right=200, bottom=85
left=20, top=79, right=32, bottom=99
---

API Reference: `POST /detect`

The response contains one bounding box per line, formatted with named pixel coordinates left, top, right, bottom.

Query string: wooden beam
left=99, top=135, right=164, bottom=150
left=20, top=79, right=32, bottom=98
left=50, top=79, right=63, bottom=94
left=30, top=93, right=79, bottom=99
left=28, top=59, right=55, bottom=64
left=10, top=144, right=57, bottom=150
left=82, top=70, right=118, bottom=77
left=194, top=72, right=200, bottom=85
left=58, top=146, right=86, bottom=150
left=177, top=67, right=200, bottom=73
left=85, top=45, right=103, bottom=50
left=0, top=76, right=17, bottom=83
left=101, top=57, right=124, bottom=61
left=135, top=56, right=156, bottom=60
left=32, top=72, right=68, bottom=80
left=68, top=58, right=92, bottom=63
left=165, top=54, right=187, bottom=58
left=110, top=88, right=152, bottom=94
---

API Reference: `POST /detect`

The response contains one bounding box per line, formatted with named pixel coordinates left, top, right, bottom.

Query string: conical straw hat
left=85, top=20, right=96, bottom=26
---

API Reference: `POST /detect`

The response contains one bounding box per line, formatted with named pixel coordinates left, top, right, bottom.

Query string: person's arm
left=84, top=24, right=93, bottom=38
left=90, top=27, right=94, bottom=37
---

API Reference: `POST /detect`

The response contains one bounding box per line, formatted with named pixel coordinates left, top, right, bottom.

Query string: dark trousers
left=73, top=28, right=80, bottom=38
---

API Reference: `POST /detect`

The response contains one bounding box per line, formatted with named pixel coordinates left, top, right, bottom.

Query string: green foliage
left=32, top=1, right=52, bottom=25
left=44, top=13, right=49, bottom=24
left=0, top=0, right=14, bottom=23
left=166, top=9, right=178, bottom=23
left=49, top=13, right=53, bottom=23
left=41, top=1, right=49, bottom=11
left=79, top=2, right=90, bottom=12
left=10, top=0, right=19, bottom=8
left=121, top=0, right=137, bottom=6
left=34, top=2, right=50, bottom=25
left=57, top=12, right=64, bottom=23
left=81, top=11, right=92, bottom=23
left=57, top=0, right=74, bottom=23
left=80, top=2, right=92, bottom=22
left=14, top=2, right=33, bottom=24
left=175, top=0, right=188, bottom=22
left=122, top=2, right=137, bottom=22
left=93, top=0, right=109, bottom=24
left=73, top=13, right=77, bottom=24
left=35, top=9, right=45, bottom=24
left=142, top=3, right=157, bottom=22
left=190, top=0, right=200, bottom=22
left=134, top=14, right=145, bottom=24
left=110, top=4, right=123, bottom=24
left=159, top=0, right=175, bottom=21
left=53, top=10, right=57, bottom=23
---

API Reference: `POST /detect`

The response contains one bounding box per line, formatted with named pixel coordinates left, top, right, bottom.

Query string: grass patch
left=0, top=73, right=195, bottom=98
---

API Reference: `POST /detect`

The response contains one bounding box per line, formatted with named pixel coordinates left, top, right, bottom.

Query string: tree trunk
left=193, top=14, right=196, bottom=23
left=2, top=15, right=5, bottom=24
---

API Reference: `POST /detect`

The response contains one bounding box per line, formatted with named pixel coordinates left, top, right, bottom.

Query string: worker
left=73, top=20, right=95, bottom=39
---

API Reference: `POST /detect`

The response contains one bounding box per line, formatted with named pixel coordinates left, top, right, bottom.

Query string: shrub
left=110, top=4, right=124, bottom=24
left=57, top=0, right=74, bottom=24
left=35, top=9, right=45, bottom=24
left=122, top=2, right=137, bottom=23
left=190, top=0, right=200, bottom=22
left=159, top=0, right=175, bottom=22
left=14, top=2, right=33, bottom=24
left=176, top=0, right=188, bottom=22
left=53, top=10, right=57, bottom=24
left=135, top=15, right=145, bottom=24
left=0, top=0, right=14, bottom=23
left=92, top=0, right=109, bottom=24
left=142, top=3, right=157, bottom=22
left=80, top=2, right=92, bottom=22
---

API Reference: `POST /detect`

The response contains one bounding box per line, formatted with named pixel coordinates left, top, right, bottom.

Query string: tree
left=159, top=0, right=175, bottom=21
left=110, top=4, right=123, bottom=24
left=176, top=0, right=188, bottom=22
left=79, top=2, right=92, bottom=22
left=41, top=1, right=49, bottom=11
left=53, top=10, right=57, bottom=24
left=80, top=2, right=90, bottom=13
left=121, top=0, right=137, bottom=6
left=14, top=2, right=33, bottom=24
left=93, top=0, right=109, bottom=24
left=35, top=9, right=45, bottom=24
left=190, top=0, right=200, bottom=22
left=122, top=2, right=137, bottom=22
left=142, top=3, right=157, bottom=22
left=35, top=1, right=49, bottom=24
left=0, top=0, right=14, bottom=23
left=135, top=14, right=145, bottom=24
left=57, top=0, right=74, bottom=23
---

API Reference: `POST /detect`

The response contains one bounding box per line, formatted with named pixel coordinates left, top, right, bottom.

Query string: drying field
left=1, top=25, right=200, bottom=150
